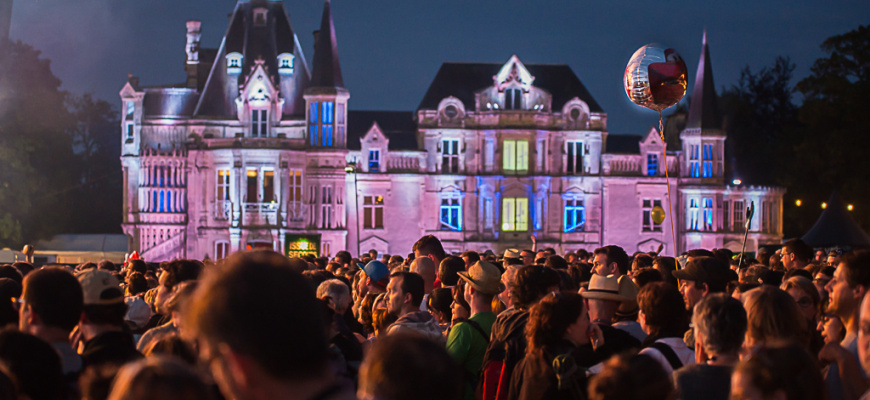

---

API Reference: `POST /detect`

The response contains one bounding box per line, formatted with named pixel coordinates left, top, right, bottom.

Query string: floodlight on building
left=795, top=199, right=802, bottom=207
left=732, top=179, right=742, bottom=185
left=848, top=204, right=854, bottom=211
left=822, top=202, right=827, bottom=209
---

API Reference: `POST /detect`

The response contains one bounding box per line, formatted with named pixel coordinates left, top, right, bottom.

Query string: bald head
left=410, top=257, right=436, bottom=294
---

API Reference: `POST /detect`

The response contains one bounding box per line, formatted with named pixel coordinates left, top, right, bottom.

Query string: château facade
left=119, top=0, right=784, bottom=261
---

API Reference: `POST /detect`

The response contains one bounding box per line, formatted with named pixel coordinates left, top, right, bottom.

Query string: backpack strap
left=649, top=342, right=683, bottom=370
left=455, top=318, right=490, bottom=343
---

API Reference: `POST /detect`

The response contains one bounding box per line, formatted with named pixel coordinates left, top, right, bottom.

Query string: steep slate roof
left=418, top=62, right=603, bottom=113
left=347, top=111, right=417, bottom=150
left=685, top=32, right=722, bottom=131
left=142, top=89, right=200, bottom=118
left=802, top=192, right=870, bottom=248
left=195, top=0, right=311, bottom=118
left=310, top=0, right=344, bottom=88
left=605, top=134, right=642, bottom=154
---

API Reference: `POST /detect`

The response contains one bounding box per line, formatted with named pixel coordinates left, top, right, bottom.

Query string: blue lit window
left=440, top=197, right=462, bottom=231
left=369, top=150, right=380, bottom=172
left=322, top=125, right=333, bottom=146
left=564, top=198, right=586, bottom=233
left=647, top=153, right=658, bottom=176
left=702, top=144, right=713, bottom=178
left=322, top=102, right=333, bottom=124
left=310, top=102, right=318, bottom=124
left=159, top=190, right=166, bottom=213
left=702, top=197, right=714, bottom=231
left=689, top=198, right=699, bottom=230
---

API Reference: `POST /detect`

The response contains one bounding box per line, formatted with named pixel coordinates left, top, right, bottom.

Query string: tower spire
left=685, top=30, right=721, bottom=132
left=310, top=0, right=344, bottom=88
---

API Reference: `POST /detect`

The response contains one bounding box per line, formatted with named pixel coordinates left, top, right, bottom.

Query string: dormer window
left=505, top=88, right=521, bottom=110
left=277, top=53, right=295, bottom=75
left=227, top=53, right=243, bottom=73
left=253, top=8, right=268, bottom=26
left=251, top=109, right=268, bottom=137
left=126, top=101, right=135, bottom=117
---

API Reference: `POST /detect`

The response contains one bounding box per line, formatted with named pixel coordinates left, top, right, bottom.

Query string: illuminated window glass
left=217, top=170, right=230, bottom=201
left=503, top=140, right=529, bottom=173
left=502, top=197, right=528, bottom=231
left=564, top=198, right=585, bottom=233
left=647, top=153, right=658, bottom=176
left=702, top=197, right=714, bottom=231
left=369, top=150, right=380, bottom=172
left=440, top=197, right=462, bottom=231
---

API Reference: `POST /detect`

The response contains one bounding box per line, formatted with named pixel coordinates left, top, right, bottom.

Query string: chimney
left=185, top=20, right=202, bottom=89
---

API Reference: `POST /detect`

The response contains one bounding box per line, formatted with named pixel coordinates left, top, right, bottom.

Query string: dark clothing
left=81, top=330, right=143, bottom=368
left=597, top=324, right=641, bottom=357
left=673, top=364, right=733, bottom=400
left=508, top=340, right=594, bottom=400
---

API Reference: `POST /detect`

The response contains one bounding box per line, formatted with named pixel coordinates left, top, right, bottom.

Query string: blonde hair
left=741, top=286, right=808, bottom=348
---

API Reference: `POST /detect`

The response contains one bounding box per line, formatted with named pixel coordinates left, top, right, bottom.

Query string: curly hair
left=526, top=292, right=584, bottom=356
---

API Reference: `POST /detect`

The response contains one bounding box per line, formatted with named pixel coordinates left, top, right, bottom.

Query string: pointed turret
left=685, top=31, right=722, bottom=133
left=310, top=0, right=344, bottom=88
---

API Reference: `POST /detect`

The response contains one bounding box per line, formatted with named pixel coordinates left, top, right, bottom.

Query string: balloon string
left=658, top=111, right=679, bottom=270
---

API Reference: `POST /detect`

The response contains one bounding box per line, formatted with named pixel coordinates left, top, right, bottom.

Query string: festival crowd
left=0, top=235, right=867, bottom=400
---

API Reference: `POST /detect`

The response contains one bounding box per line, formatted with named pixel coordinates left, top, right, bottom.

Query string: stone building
left=120, top=0, right=783, bottom=261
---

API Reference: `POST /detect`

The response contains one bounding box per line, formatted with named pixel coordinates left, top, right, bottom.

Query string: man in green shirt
left=447, top=260, right=505, bottom=400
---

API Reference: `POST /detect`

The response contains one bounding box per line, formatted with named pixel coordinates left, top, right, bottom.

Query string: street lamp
left=345, top=161, right=361, bottom=257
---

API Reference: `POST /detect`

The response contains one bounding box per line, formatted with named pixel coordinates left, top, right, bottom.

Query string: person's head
left=427, top=288, right=453, bottom=324
left=368, top=249, right=378, bottom=260
left=459, top=251, right=480, bottom=268
left=828, top=250, right=842, bottom=266
left=780, top=276, right=820, bottom=323
left=413, top=235, right=446, bottom=265
left=637, top=282, right=687, bottom=339
left=780, top=239, right=813, bottom=270
left=363, top=260, right=390, bottom=292
left=499, top=265, right=521, bottom=307
left=544, top=255, right=568, bottom=270
left=409, top=256, right=436, bottom=293
left=317, top=279, right=351, bottom=315
left=580, top=274, right=631, bottom=323
left=77, top=269, right=127, bottom=330
left=19, top=266, right=83, bottom=335
left=160, top=260, right=203, bottom=290
left=451, top=280, right=470, bottom=321
left=183, top=250, right=329, bottom=398
left=438, top=256, right=465, bottom=287
left=386, top=271, right=424, bottom=316
left=631, top=253, right=654, bottom=273
left=0, top=330, right=64, bottom=400
left=520, top=249, right=535, bottom=266
left=457, top=261, right=504, bottom=304
left=756, top=248, right=772, bottom=266
left=686, top=249, right=715, bottom=262
left=692, top=293, right=747, bottom=359
left=858, top=294, right=870, bottom=373
left=731, top=342, right=825, bottom=400
left=371, top=308, right=397, bottom=337
left=127, top=259, right=148, bottom=276
left=826, top=250, right=870, bottom=324
left=652, top=256, right=678, bottom=286
left=741, top=286, right=808, bottom=349
left=107, top=356, right=213, bottom=400
left=587, top=353, right=673, bottom=400
left=814, top=249, right=826, bottom=263
left=592, top=245, right=629, bottom=276
left=510, top=265, right=560, bottom=310
left=672, top=256, right=730, bottom=311
left=358, top=333, right=462, bottom=400
left=527, top=292, right=588, bottom=354
left=143, top=334, right=198, bottom=366
left=126, top=272, right=149, bottom=296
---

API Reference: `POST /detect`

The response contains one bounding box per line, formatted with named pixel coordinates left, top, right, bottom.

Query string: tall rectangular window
left=262, top=170, right=275, bottom=203
left=309, top=102, right=318, bottom=146
left=288, top=169, right=303, bottom=218
left=502, top=197, right=529, bottom=231
left=251, top=110, right=267, bottom=137
left=503, top=140, right=529, bottom=173
left=722, top=200, right=731, bottom=231
left=442, top=140, right=459, bottom=174
left=689, top=198, right=699, bottom=230
left=322, top=102, right=334, bottom=124
left=504, top=88, right=521, bottom=110
left=321, top=185, right=333, bottom=229
left=217, top=170, right=230, bottom=201
left=566, top=141, right=583, bottom=175
left=322, top=125, right=333, bottom=146
left=440, top=197, right=462, bottom=231
left=690, top=145, right=700, bottom=178
left=246, top=170, right=258, bottom=203
left=642, top=199, right=663, bottom=232
left=215, top=241, right=229, bottom=260
left=702, top=197, right=714, bottom=231
left=702, top=144, right=713, bottom=178
left=126, top=123, right=134, bottom=138
left=564, top=198, right=585, bottom=233
left=733, top=200, right=745, bottom=231
left=647, top=153, right=658, bottom=176
left=369, top=150, right=380, bottom=172
left=363, top=195, right=384, bottom=229
left=337, top=103, right=345, bottom=124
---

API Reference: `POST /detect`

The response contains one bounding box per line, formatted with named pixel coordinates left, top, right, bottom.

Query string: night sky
left=9, top=0, right=869, bottom=135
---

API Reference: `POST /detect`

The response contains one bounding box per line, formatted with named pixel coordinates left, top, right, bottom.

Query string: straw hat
left=457, top=261, right=505, bottom=295
left=580, top=274, right=631, bottom=303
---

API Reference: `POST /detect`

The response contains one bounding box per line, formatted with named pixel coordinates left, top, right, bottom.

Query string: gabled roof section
left=348, top=111, right=417, bottom=150
left=310, top=0, right=344, bottom=89
left=685, top=31, right=722, bottom=131
left=194, top=0, right=310, bottom=117
left=640, top=126, right=663, bottom=147
left=494, top=55, right=534, bottom=92
left=418, top=61, right=603, bottom=113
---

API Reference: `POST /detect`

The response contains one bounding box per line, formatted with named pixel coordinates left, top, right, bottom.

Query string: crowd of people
left=0, top=235, right=867, bottom=400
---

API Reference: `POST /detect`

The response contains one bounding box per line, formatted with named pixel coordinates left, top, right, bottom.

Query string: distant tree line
left=0, top=39, right=121, bottom=248
left=670, top=24, right=870, bottom=238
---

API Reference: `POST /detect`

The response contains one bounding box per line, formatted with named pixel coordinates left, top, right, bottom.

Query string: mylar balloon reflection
left=624, top=44, right=688, bottom=112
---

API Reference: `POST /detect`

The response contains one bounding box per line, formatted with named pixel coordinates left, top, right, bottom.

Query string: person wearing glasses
left=781, top=276, right=824, bottom=354
left=780, top=239, right=813, bottom=272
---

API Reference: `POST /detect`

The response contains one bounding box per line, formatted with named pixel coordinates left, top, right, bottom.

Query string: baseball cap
left=76, top=269, right=124, bottom=305
left=363, top=260, right=390, bottom=283
left=672, top=256, right=731, bottom=285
